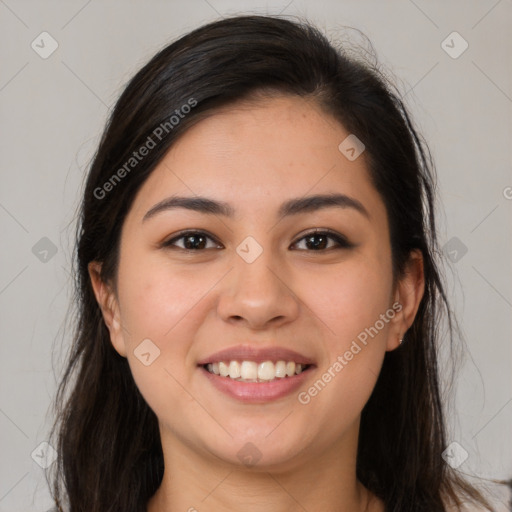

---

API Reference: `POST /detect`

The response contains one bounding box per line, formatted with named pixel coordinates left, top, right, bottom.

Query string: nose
left=216, top=247, right=300, bottom=331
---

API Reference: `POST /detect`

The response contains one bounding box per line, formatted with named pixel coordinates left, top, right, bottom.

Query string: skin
left=89, top=94, right=424, bottom=512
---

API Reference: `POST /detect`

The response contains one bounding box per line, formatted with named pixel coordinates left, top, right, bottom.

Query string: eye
left=161, top=230, right=223, bottom=251
left=291, top=229, right=354, bottom=251
left=161, top=228, right=354, bottom=252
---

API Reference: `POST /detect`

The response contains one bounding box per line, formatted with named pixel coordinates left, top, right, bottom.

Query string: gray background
left=0, top=1, right=511, bottom=510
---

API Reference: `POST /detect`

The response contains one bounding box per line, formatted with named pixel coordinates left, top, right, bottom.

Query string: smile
left=199, top=361, right=314, bottom=403
left=203, top=360, right=310, bottom=383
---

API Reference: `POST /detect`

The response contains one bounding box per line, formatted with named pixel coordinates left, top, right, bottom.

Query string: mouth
left=201, top=360, right=313, bottom=383
left=198, top=353, right=316, bottom=403
left=197, top=345, right=316, bottom=402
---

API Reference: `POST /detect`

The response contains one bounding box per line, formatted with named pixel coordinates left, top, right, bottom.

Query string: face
left=90, top=94, right=422, bottom=471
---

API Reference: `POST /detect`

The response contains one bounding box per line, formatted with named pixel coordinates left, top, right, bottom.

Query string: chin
left=205, top=433, right=308, bottom=473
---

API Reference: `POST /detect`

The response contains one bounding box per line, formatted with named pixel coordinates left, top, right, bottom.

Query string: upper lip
left=197, top=345, right=316, bottom=366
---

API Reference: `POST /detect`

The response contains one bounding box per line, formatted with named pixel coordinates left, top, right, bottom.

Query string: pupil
left=185, top=235, right=205, bottom=249
left=307, top=234, right=327, bottom=250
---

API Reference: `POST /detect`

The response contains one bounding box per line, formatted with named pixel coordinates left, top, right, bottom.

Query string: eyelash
left=161, top=229, right=354, bottom=252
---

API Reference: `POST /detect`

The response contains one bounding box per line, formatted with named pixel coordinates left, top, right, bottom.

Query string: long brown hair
left=46, top=14, right=502, bottom=511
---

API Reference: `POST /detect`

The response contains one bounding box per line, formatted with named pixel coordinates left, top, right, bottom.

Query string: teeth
left=204, top=360, right=308, bottom=382
left=219, top=361, right=229, bottom=377
left=275, top=360, right=287, bottom=378
left=228, top=361, right=241, bottom=379
left=258, top=361, right=275, bottom=381
left=240, top=361, right=258, bottom=380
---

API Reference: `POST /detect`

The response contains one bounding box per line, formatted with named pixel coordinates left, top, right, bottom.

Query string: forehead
left=126, top=95, right=387, bottom=226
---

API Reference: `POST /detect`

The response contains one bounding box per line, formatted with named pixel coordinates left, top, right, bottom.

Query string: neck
left=147, top=423, right=382, bottom=512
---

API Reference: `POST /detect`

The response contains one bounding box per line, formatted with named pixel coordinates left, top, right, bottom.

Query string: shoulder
left=445, top=504, right=488, bottom=512
left=445, top=498, right=508, bottom=512
left=444, top=481, right=511, bottom=512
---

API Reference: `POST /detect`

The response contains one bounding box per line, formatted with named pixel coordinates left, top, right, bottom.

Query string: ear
left=88, top=261, right=127, bottom=357
left=386, top=249, right=425, bottom=351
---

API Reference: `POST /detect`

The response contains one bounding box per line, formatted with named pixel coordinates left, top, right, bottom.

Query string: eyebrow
left=142, top=193, right=370, bottom=223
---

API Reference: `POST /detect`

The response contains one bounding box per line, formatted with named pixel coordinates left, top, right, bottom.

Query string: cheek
left=294, top=255, right=392, bottom=417
left=299, top=255, right=394, bottom=346
left=116, top=259, right=220, bottom=391
left=295, top=326, right=384, bottom=455
left=117, top=263, right=213, bottom=426
left=118, top=260, right=213, bottom=344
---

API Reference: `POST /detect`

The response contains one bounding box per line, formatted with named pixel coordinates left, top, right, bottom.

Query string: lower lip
left=199, top=366, right=314, bottom=403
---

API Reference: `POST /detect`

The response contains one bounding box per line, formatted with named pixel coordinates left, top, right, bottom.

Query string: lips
left=197, top=345, right=316, bottom=366
left=197, top=344, right=316, bottom=403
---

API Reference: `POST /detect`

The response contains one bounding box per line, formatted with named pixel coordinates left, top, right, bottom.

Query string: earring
left=399, top=335, right=403, bottom=345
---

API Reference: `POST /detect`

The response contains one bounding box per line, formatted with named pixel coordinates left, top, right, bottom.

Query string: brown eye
left=291, top=230, right=354, bottom=251
left=162, top=231, right=222, bottom=251
left=161, top=229, right=354, bottom=252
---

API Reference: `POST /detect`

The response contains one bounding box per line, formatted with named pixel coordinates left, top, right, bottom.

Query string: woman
left=46, top=14, right=500, bottom=512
